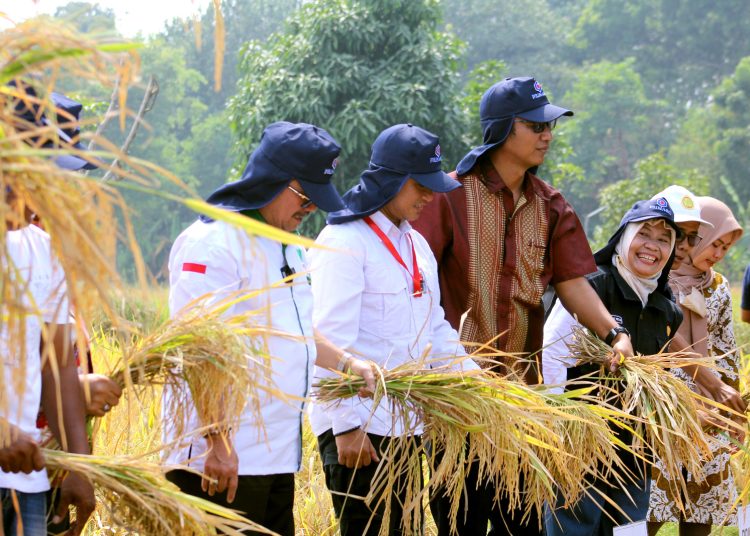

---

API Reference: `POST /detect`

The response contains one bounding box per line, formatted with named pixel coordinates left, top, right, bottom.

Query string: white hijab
left=612, top=221, right=675, bottom=306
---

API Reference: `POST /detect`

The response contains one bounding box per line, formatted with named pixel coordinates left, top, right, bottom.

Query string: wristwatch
left=604, top=326, right=630, bottom=346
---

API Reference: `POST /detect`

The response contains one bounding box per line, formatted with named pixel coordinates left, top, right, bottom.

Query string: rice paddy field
left=77, top=286, right=749, bottom=535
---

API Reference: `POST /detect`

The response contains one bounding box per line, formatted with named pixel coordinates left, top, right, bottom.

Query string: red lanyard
left=363, top=216, right=423, bottom=297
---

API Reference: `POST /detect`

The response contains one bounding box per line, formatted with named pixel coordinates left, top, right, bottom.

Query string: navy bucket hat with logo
left=205, top=121, right=345, bottom=213
left=456, top=76, right=573, bottom=175
left=594, top=197, right=681, bottom=292
left=9, top=80, right=99, bottom=171
left=327, top=123, right=460, bottom=225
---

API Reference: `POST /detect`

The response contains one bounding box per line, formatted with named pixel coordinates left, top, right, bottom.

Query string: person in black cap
left=412, top=77, right=635, bottom=535
left=164, top=121, right=376, bottom=535
left=543, top=198, right=682, bottom=536
left=309, top=123, right=480, bottom=536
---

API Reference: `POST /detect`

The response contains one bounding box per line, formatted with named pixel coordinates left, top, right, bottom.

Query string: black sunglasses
left=287, top=185, right=314, bottom=209
left=515, top=118, right=557, bottom=133
left=676, top=231, right=702, bottom=247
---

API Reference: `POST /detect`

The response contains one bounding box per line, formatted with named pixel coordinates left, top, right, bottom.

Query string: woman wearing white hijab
left=544, top=198, right=681, bottom=536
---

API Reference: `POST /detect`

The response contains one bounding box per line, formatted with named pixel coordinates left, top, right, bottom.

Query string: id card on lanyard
left=363, top=216, right=423, bottom=297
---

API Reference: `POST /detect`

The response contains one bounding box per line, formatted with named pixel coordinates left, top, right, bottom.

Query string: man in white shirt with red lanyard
left=165, top=121, right=375, bottom=536
left=309, top=123, right=479, bottom=536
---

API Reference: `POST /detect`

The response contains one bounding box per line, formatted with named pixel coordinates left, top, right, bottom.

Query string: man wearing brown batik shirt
left=413, top=77, right=635, bottom=536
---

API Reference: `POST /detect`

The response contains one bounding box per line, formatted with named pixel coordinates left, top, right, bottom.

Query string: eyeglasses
left=676, top=231, right=702, bottom=247
left=287, top=185, right=314, bottom=209
left=515, top=118, right=557, bottom=133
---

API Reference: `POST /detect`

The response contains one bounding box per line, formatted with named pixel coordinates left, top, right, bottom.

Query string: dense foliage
left=48, top=0, right=750, bottom=280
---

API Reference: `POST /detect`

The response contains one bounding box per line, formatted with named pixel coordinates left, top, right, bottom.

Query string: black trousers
left=165, top=469, right=294, bottom=536
left=429, top=446, right=544, bottom=536
left=318, top=429, right=423, bottom=536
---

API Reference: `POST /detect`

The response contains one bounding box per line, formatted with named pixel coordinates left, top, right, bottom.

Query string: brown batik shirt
left=413, top=158, right=596, bottom=382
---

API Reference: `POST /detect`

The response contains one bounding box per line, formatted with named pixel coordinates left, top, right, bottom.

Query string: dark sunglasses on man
left=515, top=118, right=557, bottom=133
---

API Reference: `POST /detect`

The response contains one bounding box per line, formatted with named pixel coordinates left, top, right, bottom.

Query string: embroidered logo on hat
left=429, top=144, right=442, bottom=164
left=532, top=80, right=546, bottom=99
left=649, top=197, right=672, bottom=214
left=681, top=195, right=694, bottom=209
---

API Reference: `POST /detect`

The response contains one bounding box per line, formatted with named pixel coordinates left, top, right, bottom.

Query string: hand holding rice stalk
left=565, top=326, right=744, bottom=509
left=43, top=448, right=277, bottom=535
left=316, top=357, right=630, bottom=531
left=108, top=293, right=279, bottom=439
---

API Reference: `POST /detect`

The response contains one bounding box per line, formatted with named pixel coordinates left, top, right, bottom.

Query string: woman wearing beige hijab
left=648, top=197, right=744, bottom=536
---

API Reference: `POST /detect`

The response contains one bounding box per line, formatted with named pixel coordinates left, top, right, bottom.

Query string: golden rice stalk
left=565, top=326, right=728, bottom=510
left=42, top=448, right=277, bottom=535
left=316, top=360, right=630, bottom=533
left=108, top=293, right=279, bottom=438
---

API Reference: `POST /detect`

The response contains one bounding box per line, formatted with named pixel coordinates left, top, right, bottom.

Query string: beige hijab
left=669, top=197, right=743, bottom=355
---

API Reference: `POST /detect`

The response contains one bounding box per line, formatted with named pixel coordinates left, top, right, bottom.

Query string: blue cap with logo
left=327, top=123, right=460, bottom=224
left=206, top=121, right=345, bottom=213
left=456, top=76, right=573, bottom=175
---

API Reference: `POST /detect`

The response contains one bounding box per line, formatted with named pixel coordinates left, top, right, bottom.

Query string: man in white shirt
left=165, top=121, right=375, bottom=535
left=310, top=123, right=479, bottom=536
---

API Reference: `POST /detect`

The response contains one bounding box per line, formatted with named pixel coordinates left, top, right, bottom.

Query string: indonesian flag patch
left=182, top=262, right=207, bottom=274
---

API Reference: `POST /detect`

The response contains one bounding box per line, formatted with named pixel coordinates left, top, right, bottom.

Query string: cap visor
left=412, top=170, right=461, bottom=193
left=518, top=103, right=573, bottom=123
left=54, top=154, right=98, bottom=171
left=674, top=215, right=714, bottom=228
left=298, top=179, right=345, bottom=212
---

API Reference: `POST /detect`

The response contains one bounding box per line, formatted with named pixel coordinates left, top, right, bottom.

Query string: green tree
left=53, top=1, right=118, bottom=35
left=162, top=0, right=301, bottom=110
left=560, top=59, right=665, bottom=214
left=230, top=0, right=469, bottom=235
left=439, top=0, right=573, bottom=85
left=568, top=0, right=750, bottom=106
left=710, top=56, right=750, bottom=209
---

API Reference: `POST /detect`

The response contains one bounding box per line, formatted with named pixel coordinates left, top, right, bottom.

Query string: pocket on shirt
left=360, top=263, right=408, bottom=338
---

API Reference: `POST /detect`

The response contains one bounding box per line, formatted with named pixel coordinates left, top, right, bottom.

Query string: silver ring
left=103, top=403, right=111, bottom=412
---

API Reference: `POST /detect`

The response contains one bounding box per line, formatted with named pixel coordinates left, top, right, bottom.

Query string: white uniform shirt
left=1, top=225, right=69, bottom=493
left=165, top=218, right=316, bottom=475
left=309, top=211, right=478, bottom=438
left=541, top=300, right=579, bottom=395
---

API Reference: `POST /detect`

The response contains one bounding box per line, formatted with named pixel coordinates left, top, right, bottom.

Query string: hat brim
left=298, top=178, right=345, bottom=212
left=411, top=169, right=461, bottom=193
left=54, top=152, right=98, bottom=171
left=518, top=103, right=573, bottom=123
left=673, top=214, right=714, bottom=227
left=626, top=214, right=681, bottom=234
left=455, top=141, right=503, bottom=176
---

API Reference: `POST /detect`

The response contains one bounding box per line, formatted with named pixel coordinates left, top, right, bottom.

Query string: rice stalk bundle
left=565, top=326, right=724, bottom=510
left=108, top=294, right=280, bottom=439
left=42, top=448, right=276, bottom=535
left=316, top=360, right=629, bottom=533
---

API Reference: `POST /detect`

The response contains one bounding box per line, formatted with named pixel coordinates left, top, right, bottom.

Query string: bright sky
left=1, top=0, right=210, bottom=37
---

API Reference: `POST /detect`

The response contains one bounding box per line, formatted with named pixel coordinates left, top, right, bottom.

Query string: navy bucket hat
left=594, top=197, right=681, bottom=292
left=456, top=77, right=573, bottom=175
left=205, top=121, right=344, bottom=213
left=9, top=80, right=99, bottom=171
left=327, top=123, right=460, bottom=225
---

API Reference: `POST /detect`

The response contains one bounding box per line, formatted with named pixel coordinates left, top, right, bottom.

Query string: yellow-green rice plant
left=108, top=292, right=282, bottom=441
left=316, top=358, right=630, bottom=534
left=565, top=326, right=744, bottom=512
left=43, top=448, right=277, bottom=535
